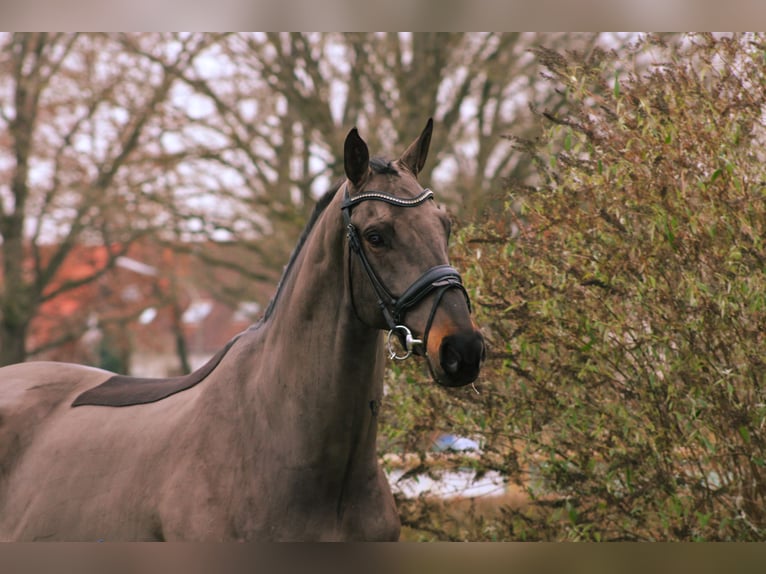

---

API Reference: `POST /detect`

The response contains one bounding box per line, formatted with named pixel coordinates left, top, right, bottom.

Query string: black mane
left=71, top=164, right=399, bottom=408
left=262, top=158, right=399, bottom=322
left=71, top=182, right=344, bottom=408
left=261, top=182, right=342, bottom=321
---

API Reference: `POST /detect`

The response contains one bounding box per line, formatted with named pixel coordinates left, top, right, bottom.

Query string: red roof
left=17, top=240, right=275, bottom=370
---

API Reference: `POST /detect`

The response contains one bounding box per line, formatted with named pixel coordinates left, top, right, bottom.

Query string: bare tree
left=0, top=32, right=608, bottom=368
left=215, top=33, right=605, bottom=216
left=0, top=33, right=231, bottom=365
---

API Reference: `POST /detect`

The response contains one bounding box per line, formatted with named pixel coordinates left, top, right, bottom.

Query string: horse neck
left=250, top=193, right=385, bottom=438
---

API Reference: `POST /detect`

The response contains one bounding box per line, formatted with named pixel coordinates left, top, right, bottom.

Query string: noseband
left=341, top=183, right=471, bottom=360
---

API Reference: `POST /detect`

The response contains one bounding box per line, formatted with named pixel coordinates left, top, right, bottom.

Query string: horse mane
left=72, top=158, right=403, bottom=408
left=262, top=158, right=397, bottom=320
left=261, top=181, right=342, bottom=321
left=71, top=181, right=346, bottom=408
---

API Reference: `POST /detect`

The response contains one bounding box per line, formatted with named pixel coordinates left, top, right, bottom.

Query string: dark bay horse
left=0, top=119, right=484, bottom=541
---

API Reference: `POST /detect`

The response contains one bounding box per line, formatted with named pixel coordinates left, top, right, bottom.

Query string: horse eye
left=365, top=232, right=385, bottom=248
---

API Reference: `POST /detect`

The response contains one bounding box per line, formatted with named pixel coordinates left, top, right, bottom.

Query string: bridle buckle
left=386, top=325, right=422, bottom=360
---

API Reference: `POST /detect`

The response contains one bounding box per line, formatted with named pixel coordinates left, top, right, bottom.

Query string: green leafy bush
left=381, top=33, right=766, bottom=541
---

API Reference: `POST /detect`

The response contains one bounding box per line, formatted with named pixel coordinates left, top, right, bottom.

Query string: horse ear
left=399, top=117, right=433, bottom=177
left=344, top=127, right=370, bottom=187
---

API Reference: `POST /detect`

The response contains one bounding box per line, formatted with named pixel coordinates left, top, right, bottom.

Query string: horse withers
left=0, top=119, right=484, bottom=541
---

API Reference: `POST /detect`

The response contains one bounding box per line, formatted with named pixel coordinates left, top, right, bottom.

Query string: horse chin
left=429, top=361, right=481, bottom=388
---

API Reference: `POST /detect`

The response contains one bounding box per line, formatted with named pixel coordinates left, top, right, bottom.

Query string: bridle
left=341, top=182, right=471, bottom=361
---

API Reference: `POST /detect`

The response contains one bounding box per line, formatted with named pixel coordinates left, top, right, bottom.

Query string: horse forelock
left=369, top=156, right=398, bottom=176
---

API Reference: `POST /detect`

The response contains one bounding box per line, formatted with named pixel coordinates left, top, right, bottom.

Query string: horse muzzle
left=380, top=267, right=485, bottom=388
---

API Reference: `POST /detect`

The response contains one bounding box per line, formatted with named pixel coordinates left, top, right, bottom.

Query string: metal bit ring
left=386, top=325, right=423, bottom=360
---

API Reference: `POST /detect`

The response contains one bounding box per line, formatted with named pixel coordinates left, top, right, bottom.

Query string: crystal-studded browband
left=341, top=188, right=434, bottom=211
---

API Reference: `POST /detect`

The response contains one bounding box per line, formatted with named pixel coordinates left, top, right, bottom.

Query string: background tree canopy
left=383, top=32, right=766, bottom=541
left=0, top=32, right=599, bottom=367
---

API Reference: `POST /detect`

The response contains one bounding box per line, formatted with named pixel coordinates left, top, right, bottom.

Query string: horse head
left=342, top=119, right=485, bottom=387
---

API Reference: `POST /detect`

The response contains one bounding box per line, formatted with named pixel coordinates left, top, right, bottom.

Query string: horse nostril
left=438, top=331, right=484, bottom=386
left=441, top=343, right=462, bottom=375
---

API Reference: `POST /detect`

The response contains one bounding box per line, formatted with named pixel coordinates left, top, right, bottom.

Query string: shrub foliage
left=381, top=33, right=766, bottom=541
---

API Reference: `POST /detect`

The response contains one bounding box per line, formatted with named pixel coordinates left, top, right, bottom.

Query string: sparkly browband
left=341, top=188, right=434, bottom=210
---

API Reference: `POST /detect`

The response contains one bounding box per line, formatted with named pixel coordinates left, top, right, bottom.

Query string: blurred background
left=0, top=32, right=615, bottom=371
left=2, top=32, right=765, bottom=541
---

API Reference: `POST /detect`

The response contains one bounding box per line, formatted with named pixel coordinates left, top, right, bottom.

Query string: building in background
left=26, top=240, right=272, bottom=377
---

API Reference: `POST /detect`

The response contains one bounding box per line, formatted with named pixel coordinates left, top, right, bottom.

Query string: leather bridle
left=341, top=183, right=471, bottom=360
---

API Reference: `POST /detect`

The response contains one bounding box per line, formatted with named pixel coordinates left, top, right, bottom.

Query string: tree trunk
left=171, top=298, right=192, bottom=376
left=0, top=321, right=28, bottom=366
